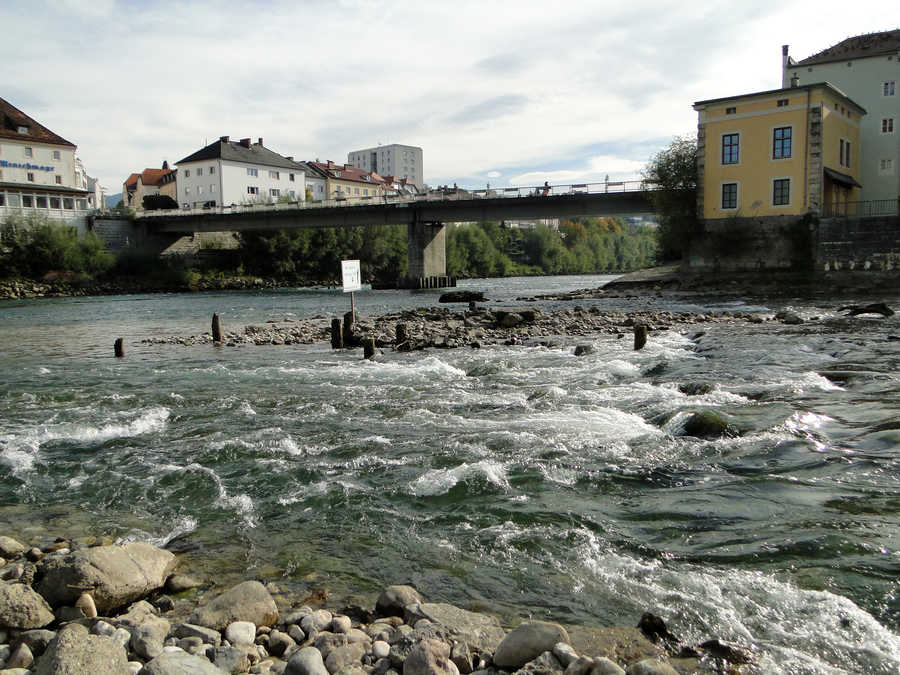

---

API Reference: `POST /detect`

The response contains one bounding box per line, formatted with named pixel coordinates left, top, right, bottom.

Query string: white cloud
left=0, top=0, right=890, bottom=192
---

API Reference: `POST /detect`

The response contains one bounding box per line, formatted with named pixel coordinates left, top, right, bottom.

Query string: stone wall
left=816, top=215, right=900, bottom=272
left=686, top=215, right=813, bottom=272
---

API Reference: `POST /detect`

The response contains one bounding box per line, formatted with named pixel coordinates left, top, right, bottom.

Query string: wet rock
left=439, top=292, right=485, bottom=303
left=636, top=614, right=678, bottom=647
left=376, top=586, right=423, bottom=618
left=166, top=574, right=202, bottom=594
left=34, top=624, right=128, bottom=675
left=0, top=583, right=55, bottom=629
left=188, top=580, right=278, bottom=631
left=681, top=411, right=737, bottom=439
left=676, top=382, right=714, bottom=396
left=573, top=345, right=595, bottom=356
left=403, top=603, right=505, bottom=655
left=774, top=310, right=803, bottom=324
left=34, top=542, right=176, bottom=613
left=697, top=638, right=753, bottom=664
left=404, top=637, right=459, bottom=675
left=493, top=621, right=569, bottom=670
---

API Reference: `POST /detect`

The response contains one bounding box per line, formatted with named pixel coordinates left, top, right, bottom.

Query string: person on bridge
left=542, top=181, right=550, bottom=196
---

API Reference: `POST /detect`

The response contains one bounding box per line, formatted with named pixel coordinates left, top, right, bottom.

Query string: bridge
left=123, top=180, right=656, bottom=288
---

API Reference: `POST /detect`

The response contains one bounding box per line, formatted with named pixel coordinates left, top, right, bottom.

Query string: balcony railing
left=821, top=199, right=899, bottom=218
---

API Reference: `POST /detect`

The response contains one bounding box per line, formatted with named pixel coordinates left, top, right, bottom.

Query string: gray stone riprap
left=139, top=301, right=768, bottom=350
left=0, top=533, right=752, bottom=674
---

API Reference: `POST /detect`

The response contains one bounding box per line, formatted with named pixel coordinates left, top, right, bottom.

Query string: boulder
left=439, top=291, right=485, bottom=304
left=681, top=411, right=737, bottom=439
left=376, top=585, right=423, bottom=618
left=188, top=580, right=277, bottom=631
left=0, top=583, right=55, bottom=629
left=0, top=536, right=26, bottom=558
left=403, top=603, right=505, bottom=655
left=34, top=542, right=175, bottom=613
left=225, top=620, right=256, bottom=647
left=493, top=621, right=569, bottom=670
left=514, top=650, right=563, bottom=674
left=624, top=660, right=678, bottom=675
left=138, top=647, right=227, bottom=674
left=213, top=645, right=251, bottom=673
left=34, top=624, right=129, bottom=675
left=130, top=615, right=171, bottom=660
left=286, top=645, right=330, bottom=675
left=404, top=638, right=459, bottom=675
left=325, top=642, right=367, bottom=673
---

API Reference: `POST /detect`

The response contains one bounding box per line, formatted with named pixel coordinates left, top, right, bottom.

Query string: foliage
left=142, top=194, right=179, bottom=210
left=642, top=136, right=700, bottom=261
left=1, top=212, right=114, bottom=279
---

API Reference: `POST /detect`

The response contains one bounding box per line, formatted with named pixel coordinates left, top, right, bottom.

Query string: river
left=0, top=275, right=898, bottom=673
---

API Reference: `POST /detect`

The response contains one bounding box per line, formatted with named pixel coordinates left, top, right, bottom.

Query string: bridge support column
left=401, top=220, right=456, bottom=289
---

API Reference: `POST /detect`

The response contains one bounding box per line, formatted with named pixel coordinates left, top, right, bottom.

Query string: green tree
left=642, top=136, right=699, bottom=261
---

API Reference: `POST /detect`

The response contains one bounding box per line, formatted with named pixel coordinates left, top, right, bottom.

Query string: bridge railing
left=135, top=180, right=654, bottom=218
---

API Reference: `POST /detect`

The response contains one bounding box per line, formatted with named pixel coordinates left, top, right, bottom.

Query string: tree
left=642, top=136, right=700, bottom=261
left=142, top=194, right=179, bottom=210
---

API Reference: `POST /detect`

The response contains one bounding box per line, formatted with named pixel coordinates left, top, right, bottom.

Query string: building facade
left=0, top=97, right=93, bottom=224
left=123, top=162, right=177, bottom=209
left=305, top=160, right=386, bottom=201
left=694, top=82, right=865, bottom=221
left=176, top=137, right=306, bottom=208
left=782, top=30, right=900, bottom=206
left=347, top=144, right=423, bottom=190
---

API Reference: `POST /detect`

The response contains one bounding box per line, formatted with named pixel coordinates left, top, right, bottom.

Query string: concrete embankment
left=0, top=534, right=753, bottom=674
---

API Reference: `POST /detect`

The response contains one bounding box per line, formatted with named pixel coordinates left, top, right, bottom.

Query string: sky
left=1, top=0, right=892, bottom=195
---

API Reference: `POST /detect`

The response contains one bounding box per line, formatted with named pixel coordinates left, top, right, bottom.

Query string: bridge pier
left=401, top=219, right=456, bottom=289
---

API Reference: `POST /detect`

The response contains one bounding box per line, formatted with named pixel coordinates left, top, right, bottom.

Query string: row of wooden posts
left=114, top=313, right=649, bottom=357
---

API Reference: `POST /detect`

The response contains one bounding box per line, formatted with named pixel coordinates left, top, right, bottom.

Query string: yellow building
left=694, top=82, right=865, bottom=221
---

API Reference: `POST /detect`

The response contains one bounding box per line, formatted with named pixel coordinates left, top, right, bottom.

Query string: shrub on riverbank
left=0, top=213, right=114, bottom=280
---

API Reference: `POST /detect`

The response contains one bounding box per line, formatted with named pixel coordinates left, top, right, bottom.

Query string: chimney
left=240, top=138, right=251, bottom=148
left=220, top=135, right=229, bottom=143
left=162, top=160, right=169, bottom=170
left=782, top=44, right=789, bottom=56
left=258, top=137, right=263, bottom=146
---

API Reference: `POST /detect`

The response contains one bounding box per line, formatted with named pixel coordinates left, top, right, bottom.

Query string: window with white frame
left=24, top=147, right=32, bottom=158
left=839, top=139, right=852, bottom=168
left=27, top=172, right=34, bottom=182
left=247, top=186, right=259, bottom=195
left=210, top=166, right=215, bottom=174
left=210, top=184, right=216, bottom=193
left=52, top=150, right=60, bottom=160
left=722, top=133, right=739, bottom=164
left=247, top=168, right=258, bottom=177
left=721, top=183, right=737, bottom=209
left=773, top=127, right=792, bottom=159
left=773, top=178, right=790, bottom=206
left=197, top=168, right=203, bottom=176
left=185, top=169, right=190, bottom=177
left=55, top=175, right=62, bottom=184
left=880, top=158, right=895, bottom=175
left=882, top=118, right=894, bottom=133
left=269, top=171, right=280, bottom=179
left=270, top=188, right=280, bottom=197
left=884, top=81, right=896, bottom=96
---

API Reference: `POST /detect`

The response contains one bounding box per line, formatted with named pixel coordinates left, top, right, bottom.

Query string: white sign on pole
left=341, top=259, right=361, bottom=292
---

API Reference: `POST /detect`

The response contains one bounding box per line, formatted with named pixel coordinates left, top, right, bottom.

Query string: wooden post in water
left=363, top=337, right=376, bottom=360
left=114, top=338, right=125, bottom=358
left=331, top=318, right=343, bottom=349
left=212, top=313, right=223, bottom=343
left=396, top=323, right=408, bottom=345
left=633, top=324, right=648, bottom=351
left=343, top=311, right=355, bottom=346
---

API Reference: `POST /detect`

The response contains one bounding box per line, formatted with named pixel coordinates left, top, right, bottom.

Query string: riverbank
left=0, top=534, right=753, bottom=674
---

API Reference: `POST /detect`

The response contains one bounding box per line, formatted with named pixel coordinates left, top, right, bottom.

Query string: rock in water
left=0, top=583, right=56, bottom=629
left=493, top=621, right=570, bottom=669
left=34, top=624, right=128, bottom=675
left=188, top=580, right=278, bottom=631
left=34, top=542, right=175, bottom=614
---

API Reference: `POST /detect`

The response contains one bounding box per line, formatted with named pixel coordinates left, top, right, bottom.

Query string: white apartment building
left=783, top=30, right=900, bottom=206
left=347, top=144, right=423, bottom=190
left=176, top=136, right=306, bottom=208
left=0, top=96, right=94, bottom=225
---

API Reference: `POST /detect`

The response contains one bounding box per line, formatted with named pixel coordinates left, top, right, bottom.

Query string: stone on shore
left=624, top=659, right=678, bottom=675
left=188, top=580, right=278, bottom=631
left=130, top=614, right=171, bottom=660
left=224, top=620, right=256, bottom=647
left=138, top=647, right=227, bottom=674
left=34, top=624, right=129, bottom=675
left=34, top=542, right=176, bottom=613
left=5, top=642, right=34, bottom=670
left=493, top=621, right=570, bottom=669
left=286, top=645, right=330, bottom=675
left=0, top=583, right=55, bottom=629
left=404, top=638, right=459, bottom=675
left=0, top=537, right=26, bottom=559
left=403, top=603, right=505, bottom=655
left=376, top=585, right=423, bottom=617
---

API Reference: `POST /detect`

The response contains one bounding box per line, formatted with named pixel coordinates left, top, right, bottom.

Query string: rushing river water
left=0, top=275, right=898, bottom=673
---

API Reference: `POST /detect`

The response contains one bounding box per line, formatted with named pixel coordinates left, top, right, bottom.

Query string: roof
left=792, top=29, right=900, bottom=66
left=824, top=167, right=862, bottom=188
left=307, top=160, right=387, bottom=185
left=693, top=81, right=866, bottom=115
left=124, top=168, right=176, bottom=189
left=0, top=97, right=76, bottom=147
left=177, top=137, right=304, bottom=170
